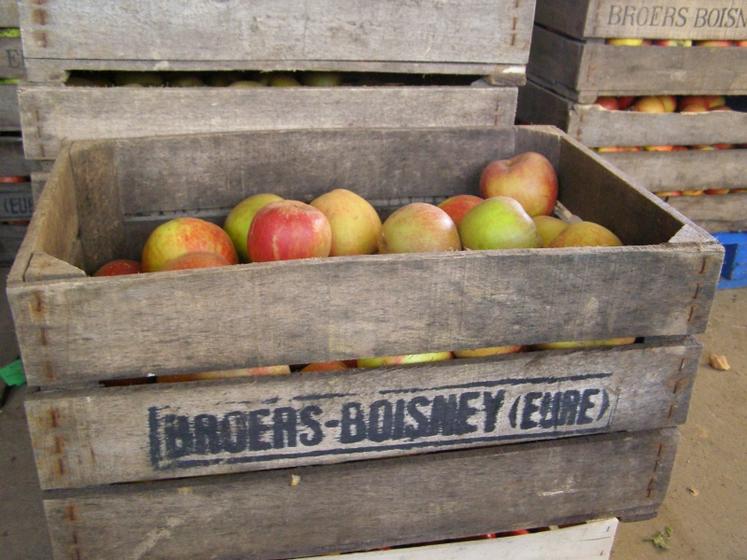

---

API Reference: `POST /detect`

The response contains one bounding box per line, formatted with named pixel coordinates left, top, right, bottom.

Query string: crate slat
left=0, top=181, right=32, bottom=219
left=0, top=222, right=26, bottom=264
left=666, top=193, right=747, bottom=233
left=0, top=0, right=18, bottom=27
left=0, top=136, right=30, bottom=176
left=0, top=84, right=20, bottom=131
left=0, top=36, right=23, bottom=79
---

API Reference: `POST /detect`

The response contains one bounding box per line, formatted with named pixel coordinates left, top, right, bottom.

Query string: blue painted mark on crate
left=715, top=232, right=747, bottom=289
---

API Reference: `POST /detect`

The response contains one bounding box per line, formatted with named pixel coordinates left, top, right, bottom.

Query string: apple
left=453, top=345, right=522, bottom=358
left=0, top=176, right=27, bottom=184
left=738, top=41, right=747, bottom=47
left=224, top=193, right=284, bottom=261
left=548, top=221, right=622, bottom=247
left=479, top=152, right=558, bottom=216
left=206, top=72, right=244, bottom=87
left=596, top=146, right=641, bottom=153
left=300, top=361, right=349, bottom=372
left=158, top=365, right=291, bottom=383
left=114, top=72, right=163, bottom=87
left=679, top=96, right=725, bottom=112
left=94, top=259, right=141, bottom=276
left=644, top=145, right=675, bottom=152
left=617, top=96, right=636, bottom=110
left=248, top=200, right=332, bottom=262
left=229, top=80, right=265, bottom=88
left=653, top=39, right=692, bottom=47
left=672, top=146, right=689, bottom=151
left=657, top=191, right=683, bottom=197
left=705, top=188, right=730, bottom=195
left=169, top=75, right=205, bottom=87
left=378, top=203, right=461, bottom=254
left=535, top=338, right=635, bottom=350
left=459, top=197, right=540, bottom=250
left=357, top=352, right=452, bottom=368
left=533, top=215, right=569, bottom=247
left=595, top=97, right=619, bottom=110
left=302, top=72, right=343, bottom=87
left=682, top=190, right=704, bottom=196
left=310, top=188, right=382, bottom=256
left=437, top=194, right=484, bottom=226
left=713, top=143, right=734, bottom=150
left=606, top=38, right=647, bottom=46
left=268, top=74, right=302, bottom=87
left=632, top=96, right=674, bottom=113
left=142, top=217, right=238, bottom=272
left=695, top=40, right=734, bottom=47
left=161, top=252, right=231, bottom=271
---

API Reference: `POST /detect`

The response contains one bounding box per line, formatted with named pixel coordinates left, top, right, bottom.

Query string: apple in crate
left=310, top=188, right=382, bottom=256
left=248, top=200, right=332, bottom=262
left=437, top=194, right=483, bottom=226
left=224, top=193, right=283, bottom=261
left=141, top=217, right=238, bottom=272
left=533, top=216, right=568, bottom=247
left=158, top=365, right=291, bottom=383
left=94, top=259, right=141, bottom=276
left=301, top=361, right=349, bottom=372
left=453, top=345, right=522, bottom=358
left=459, top=197, right=540, bottom=250
left=378, top=203, right=461, bottom=253
left=548, top=222, right=622, bottom=248
left=479, top=152, right=558, bottom=216
left=357, top=352, right=452, bottom=368
left=161, top=252, right=231, bottom=271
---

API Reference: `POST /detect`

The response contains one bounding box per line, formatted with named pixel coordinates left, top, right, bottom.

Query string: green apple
left=459, top=197, right=540, bottom=250
left=224, top=193, right=283, bottom=261
left=357, top=352, right=452, bottom=368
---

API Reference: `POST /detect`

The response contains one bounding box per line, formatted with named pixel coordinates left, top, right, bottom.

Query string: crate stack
left=518, top=0, right=747, bottom=286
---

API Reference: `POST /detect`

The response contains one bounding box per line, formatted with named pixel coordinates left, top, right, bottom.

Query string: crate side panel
left=0, top=84, right=19, bottom=131
left=668, top=194, right=747, bottom=233
left=0, top=137, right=31, bottom=176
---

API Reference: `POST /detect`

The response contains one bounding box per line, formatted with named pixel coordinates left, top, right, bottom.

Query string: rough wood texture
left=529, top=26, right=747, bottom=101
left=0, top=84, right=20, bottom=131
left=518, top=80, right=747, bottom=147
left=601, top=150, right=747, bottom=190
left=41, top=429, right=677, bottom=560
left=18, top=0, right=534, bottom=72
left=0, top=0, right=18, bottom=27
left=0, top=136, right=31, bottom=176
left=667, top=193, right=747, bottom=233
left=18, top=84, right=518, bottom=160
left=0, top=223, right=25, bottom=265
left=0, top=37, right=23, bottom=79
left=25, top=338, right=699, bottom=490
left=301, top=519, right=618, bottom=560
left=0, top=265, right=18, bottom=363
left=536, top=0, right=747, bottom=40
left=30, top=171, right=47, bottom=202
left=6, top=127, right=723, bottom=387
left=0, top=181, right=31, bottom=219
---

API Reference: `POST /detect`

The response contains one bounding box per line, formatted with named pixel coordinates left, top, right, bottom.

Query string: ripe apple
left=268, top=74, right=302, bottom=87
left=657, top=191, right=683, bottom=197
left=142, top=217, right=238, bottom=272
left=459, top=197, right=540, bottom=250
left=94, top=259, right=141, bottom=276
left=229, top=80, right=265, bottom=88
left=206, top=72, right=243, bottom=87
left=738, top=41, right=747, bottom=47
left=644, top=145, right=675, bottom=152
left=169, top=75, right=205, bottom=87
left=695, top=40, right=734, bottom=47
left=453, top=345, right=522, bottom=358
left=224, top=193, right=283, bottom=261
left=300, top=361, right=349, bottom=372
left=479, top=152, right=558, bottom=216
left=535, top=338, right=635, bottom=350
left=533, top=215, right=569, bottom=247
left=302, top=72, right=343, bottom=87
left=548, top=221, right=622, bottom=247
left=248, top=200, right=332, bottom=262
left=378, top=203, right=461, bottom=254
left=437, top=194, right=483, bottom=226
left=705, top=188, right=730, bottom=195
left=161, top=252, right=231, bottom=271
left=595, top=97, right=619, bottom=110
left=606, top=38, right=646, bottom=46
left=632, top=96, right=674, bottom=113
left=158, top=365, right=291, bottom=383
left=357, top=352, right=452, bottom=368
left=114, top=72, right=163, bottom=87
left=310, top=188, right=382, bottom=256
left=682, top=190, right=704, bottom=196
left=0, top=176, right=26, bottom=184
left=596, top=146, right=641, bottom=153
left=617, top=96, right=636, bottom=110
left=653, top=39, right=692, bottom=47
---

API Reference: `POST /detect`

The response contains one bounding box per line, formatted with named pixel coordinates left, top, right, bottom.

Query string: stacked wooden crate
left=518, top=0, right=747, bottom=240
left=7, top=125, right=722, bottom=559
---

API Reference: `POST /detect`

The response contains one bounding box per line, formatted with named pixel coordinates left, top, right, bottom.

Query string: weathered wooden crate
left=0, top=0, right=19, bottom=27
left=18, top=81, right=518, bottom=161
left=0, top=181, right=32, bottom=219
left=0, top=221, right=25, bottom=264
left=0, top=36, right=23, bottom=79
left=6, top=126, right=721, bottom=559
left=0, top=135, right=31, bottom=176
left=0, top=84, right=20, bottom=131
left=17, top=0, right=534, bottom=83
left=528, top=25, right=747, bottom=102
left=1, top=265, right=18, bottom=363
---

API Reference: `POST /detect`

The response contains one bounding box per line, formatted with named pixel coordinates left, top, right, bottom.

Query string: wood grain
left=0, top=136, right=31, bottom=176
left=0, top=37, right=23, bottom=79
left=41, top=429, right=677, bottom=560
left=0, top=223, right=25, bottom=265
left=667, top=193, right=747, bottom=233
left=0, top=0, right=18, bottom=27
left=0, top=265, right=18, bottom=362
left=0, top=181, right=32, bottom=219
left=0, top=84, right=20, bottom=131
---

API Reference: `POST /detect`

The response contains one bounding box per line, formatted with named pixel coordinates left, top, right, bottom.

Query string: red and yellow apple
left=535, top=338, right=635, bottom=350
left=632, top=95, right=675, bottom=113
left=479, top=152, right=558, bottom=216
left=161, top=252, right=231, bottom=271
left=453, top=345, right=522, bottom=358
left=653, top=39, right=692, bottom=47
left=548, top=221, right=622, bottom=248
left=248, top=200, right=332, bottom=262
left=301, top=361, right=349, bottom=372
left=533, top=215, right=569, bottom=247
left=310, top=188, right=382, bottom=256
left=617, top=96, right=636, bottom=110
left=94, top=259, right=141, bottom=276
left=695, top=40, right=733, bottom=47
left=596, top=146, right=641, bottom=153
left=357, top=352, right=452, bottom=368
left=224, top=193, right=284, bottom=261
left=437, top=194, right=483, bottom=226
left=158, top=365, right=291, bottom=383
left=302, top=72, right=343, bottom=87
left=378, top=203, right=461, bottom=253
left=595, top=97, right=619, bottom=110
left=459, top=197, right=540, bottom=250
left=606, top=38, right=648, bottom=46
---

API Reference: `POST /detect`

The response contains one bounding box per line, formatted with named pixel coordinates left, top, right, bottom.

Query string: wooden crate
left=0, top=0, right=18, bottom=27
left=0, top=84, right=20, bottom=131
left=528, top=25, right=747, bottom=102
left=18, top=0, right=535, bottom=82
left=1, top=265, right=19, bottom=364
left=0, top=135, right=31, bottom=176
left=0, top=181, right=32, bottom=219
left=0, top=36, right=23, bottom=79
left=300, top=518, right=619, bottom=560
left=18, top=82, right=518, bottom=161
left=0, top=221, right=25, bottom=264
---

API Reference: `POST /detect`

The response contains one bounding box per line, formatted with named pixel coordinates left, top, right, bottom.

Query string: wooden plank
left=0, top=265, right=18, bottom=363
left=0, top=36, right=23, bottom=79
left=0, top=222, right=26, bottom=265
left=518, top=80, right=747, bottom=147
left=301, top=518, right=618, bottom=560
left=18, top=84, right=517, bottom=160
left=41, top=429, right=677, bottom=560
left=30, top=171, right=47, bottom=202
left=18, top=0, right=534, bottom=67
left=667, top=193, right=747, bottom=233
left=601, top=149, right=747, bottom=190
left=0, top=0, right=19, bottom=27
left=25, top=338, right=699, bottom=490
left=0, top=136, right=31, bottom=176
left=0, top=83, right=19, bottom=130
left=536, top=0, right=747, bottom=41
left=0, top=181, right=32, bottom=219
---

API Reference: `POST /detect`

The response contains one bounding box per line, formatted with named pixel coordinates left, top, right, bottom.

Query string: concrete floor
left=1, top=281, right=745, bottom=559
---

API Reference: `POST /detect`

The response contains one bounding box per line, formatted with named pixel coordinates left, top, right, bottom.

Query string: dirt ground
left=1, top=277, right=745, bottom=559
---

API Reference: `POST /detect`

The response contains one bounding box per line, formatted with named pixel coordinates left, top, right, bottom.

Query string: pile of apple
left=594, top=93, right=736, bottom=115
left=96, top=152, right=631, bottom=384
left=606, top=38, right=747, bottom=47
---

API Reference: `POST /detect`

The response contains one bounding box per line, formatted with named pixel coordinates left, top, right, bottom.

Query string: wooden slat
left=25, top=338, right=699, bottom=490
left=301, top=518, right=618, bottom=560
left=0, top=0, right=19, bottom=27
left=0, top=182, right=32, bottom=219
left=667, top=193, right=747, bottom=233
left=0, top=37, right=23, bottom=79
left=0, top=136, right=31, bottom=176
left=0, top=222, right=25, bottom=265
left=0, top=265, right=18, bottom=363
left=18, top=0, right=534, bottom=67
left=41, top=429, right=677, bottom=560
left=0, top=84, right=20, bottom=131
left=536, top=0, right=747, bottom=41
left=18, top=84, right=517, bottom=160
left=518, top=80, right=747, bottom=147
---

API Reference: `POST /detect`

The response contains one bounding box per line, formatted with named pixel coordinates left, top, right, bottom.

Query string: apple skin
left=300, top=361, right=349, bottom=372
left=617, top=96, right=636, bottom=110
left=606, top=38, right=646, bottom=46
left=357, top=352, right=452, bottom=368
left=695, top=40, right=734, bottom=47
left=738, top=41, right=747, bottom=47
left=533, top=215, right=569, bottom=247
left=548, top=221, right=622, bottom=248
left=453, top=345, right=522, bottom=358
left=706, top=188, right=730, bottom=195
left=157, top=365, right=291, bottom=383
left=302, top=72, right=343, bottom=87
left=678, top=96, right=725, bottom=112
left=459, top=197, right=540, bottom=250
left=224, top=193, right=283, bottom=261
left=653, top=39, right=692, bottom=47
left=535, top=337, right=635, bottom=350
left=596, top=146, right=641, bottom=153
left=632, top=96, right=675, bottom=113
left=595, top=97, right=619, bottom=110
left=310, top=188, right=382, bottom=256
left=161, top=252, right=231, bottom=271
left=142, top=217, right=238, bottom=273
left=248, top=200, right=332, bottom=262
left=268, top=74, right=302, bottom=87
left=644, top=145, right=675, bottom=152
left=229, top=80, right=265, bottom=88
left=206, top=72, right=244, bottom=87
left=378, top=203, right=461, bottom=254
left=169, top=75, right=205, bottom=87
left=0, top=176, right=26, bottom=184
left=479, top=152, right=558, bottom=216
left=437, top=194, right=484, bottom=226
left=94, top=259, right=141, bottom=276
